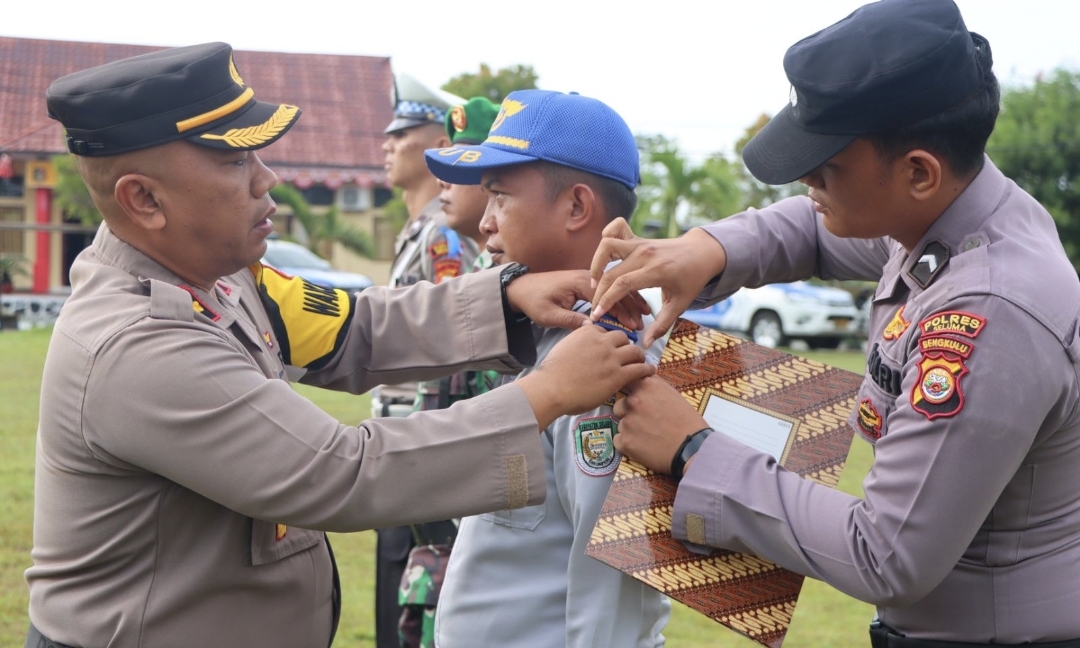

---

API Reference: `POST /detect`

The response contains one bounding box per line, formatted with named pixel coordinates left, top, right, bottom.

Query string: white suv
left=680, top=281, right=860, bottom=349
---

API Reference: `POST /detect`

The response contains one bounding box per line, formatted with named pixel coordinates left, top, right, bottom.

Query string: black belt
left=25, top=624, right=77, bottom=648
left=871, top=621, right=1080, bottom=648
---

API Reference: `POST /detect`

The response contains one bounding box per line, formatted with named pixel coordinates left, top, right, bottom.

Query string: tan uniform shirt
left=26, top=225, right=544, bottom=648
left=376, top=198, right=478, bottom=408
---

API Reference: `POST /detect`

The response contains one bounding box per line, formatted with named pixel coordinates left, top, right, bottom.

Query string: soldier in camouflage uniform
left=372, top=73, right=479, bottom=648
left=399, top=96, right=501, bottom=648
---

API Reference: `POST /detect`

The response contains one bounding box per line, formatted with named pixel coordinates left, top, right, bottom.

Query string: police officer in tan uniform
left=25, top=42, right=655, bottom=648
left=591, top=1, right=1080, bottom=645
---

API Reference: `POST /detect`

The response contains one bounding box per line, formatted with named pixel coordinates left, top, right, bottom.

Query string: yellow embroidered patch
left=254, top=264, right=352, bottom=368
left=229, top=55, right=245, bottom=86
left=486, top=135, right=530, bottom=150
left=490, top=98, right=526, bottom=132
left=200, top=104, right=299, bottom=148
left=882, top=306, right=909, bottom=340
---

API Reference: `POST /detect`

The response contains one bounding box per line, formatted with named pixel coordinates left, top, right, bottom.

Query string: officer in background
left=398, top=96, right=501, bottom=648
left=591, top=0, right=1080, bottom=645
left=372, top=73, right=479, bottom=648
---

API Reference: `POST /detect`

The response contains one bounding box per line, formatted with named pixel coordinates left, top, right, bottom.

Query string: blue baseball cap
left=424, top=89, right=639, bottom=190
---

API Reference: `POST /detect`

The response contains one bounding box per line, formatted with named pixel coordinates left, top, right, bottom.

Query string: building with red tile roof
left=0, top=36, right=397, bottom=296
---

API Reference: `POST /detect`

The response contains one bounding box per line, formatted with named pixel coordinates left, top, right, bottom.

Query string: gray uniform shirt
left=26, top=225, right=545, bottom=648
left=671, top=159, right=1080, bottom=642
left=436, top=307, right=671, bottom=648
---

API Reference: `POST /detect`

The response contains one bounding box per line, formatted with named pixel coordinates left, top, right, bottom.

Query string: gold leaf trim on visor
left=199, top=104, right=299, bottom=148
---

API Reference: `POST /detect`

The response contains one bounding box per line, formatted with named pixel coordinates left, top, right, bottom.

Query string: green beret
left=445, top=97, right=500, bottom=145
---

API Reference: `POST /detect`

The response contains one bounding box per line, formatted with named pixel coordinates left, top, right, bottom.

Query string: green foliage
left=0, top=253, right=29, bottom=281
left=380, top=187, right=409, bottom=237
left=442, top=64, right=539, bottom=103
left=51, top=154, right=102, bottom=225
left=733, top=114, right=807, bottom=208
left=632, top=135, right=744, bottom=238
left=270, top=184, right=374, bottom=258
left=988, top=69, right=1080, bottom=265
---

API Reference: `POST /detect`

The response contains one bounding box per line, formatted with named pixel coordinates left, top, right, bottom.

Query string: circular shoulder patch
left=574, top=415, right=621, bottom=476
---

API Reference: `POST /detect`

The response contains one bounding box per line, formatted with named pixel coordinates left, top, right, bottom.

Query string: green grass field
left=0, top=329, right=874, bottom=647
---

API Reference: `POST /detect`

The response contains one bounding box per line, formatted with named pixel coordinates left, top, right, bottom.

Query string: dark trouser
left=376, top=525, right=414, bottom=648
left=870, top=621, right=1080, bottom=648
left=25, top=624, right=77, bottom=648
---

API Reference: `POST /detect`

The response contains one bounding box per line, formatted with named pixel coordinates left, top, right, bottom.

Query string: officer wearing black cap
left=25, top=42, right=656, bottom=648
left=591, top=0, right=1080, bottom=645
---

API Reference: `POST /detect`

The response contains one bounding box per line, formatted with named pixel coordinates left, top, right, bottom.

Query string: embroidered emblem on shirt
left=908, top=240, right=949, bottom=288
left=867, top=343, right=902, bottom=396
left=857, top=398, right=883, bottom=439
left=911, top=339, right=972, bottom=420
left=262, top=331, right=274, bottom=349
left=882, top=306, right=910, bottom=341
left=574, top=415, right=621, bottom=476
left=275, top=524, right=287, bottom=541
left=919, top=311, right=986, bottom=338
left=179, top=285, right=220, bottom=321
left=594, top=312, right=639, bottom=343
left=433, top=258, right=463, bottom=283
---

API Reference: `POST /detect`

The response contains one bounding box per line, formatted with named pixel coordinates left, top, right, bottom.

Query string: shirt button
left=962, top=239, right=981, bottom=251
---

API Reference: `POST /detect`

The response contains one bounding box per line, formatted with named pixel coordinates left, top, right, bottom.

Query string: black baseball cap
left=47, top=42, right=301, bottom=157
left=743, top=0, right=990, bottom=185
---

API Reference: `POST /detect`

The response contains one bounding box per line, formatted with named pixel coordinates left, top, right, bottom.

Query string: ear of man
left=564, top=182, right=599, bottom=233
left=114, top=173, right=167, bottom=232
left=902, top=149, right=944, bottom=203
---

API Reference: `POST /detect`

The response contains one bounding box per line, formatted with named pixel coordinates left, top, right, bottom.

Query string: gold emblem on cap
left=229, top=56, right=245, bottom=87
left=199, top=104, right=299, bottom=148
left=491, top=99, right=526, bottom=132
left=450, top=106, right=468, bottom=133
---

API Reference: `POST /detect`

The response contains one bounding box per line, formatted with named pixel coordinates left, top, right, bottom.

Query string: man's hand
left=515, top=325, right=656, bottom=430
left=612, top=375, right=709, bottom=475
left=505, top=269, right=650, bottom=332
left=590, top=218, right=728, bottom=347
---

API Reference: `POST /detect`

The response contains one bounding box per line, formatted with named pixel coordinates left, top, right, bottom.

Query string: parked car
left=680, top=281, right=860, bottom=349
left=261, top=239, right=374, bottom=293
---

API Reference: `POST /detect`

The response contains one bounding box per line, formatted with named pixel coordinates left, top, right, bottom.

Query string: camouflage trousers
left=397, top=543, right=452, bottom=648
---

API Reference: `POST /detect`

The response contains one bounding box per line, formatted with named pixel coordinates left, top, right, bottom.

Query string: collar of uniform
left=92, top=223, right=187, bottom=288
left=899, top=155, right=1008, bottom=292
left=91, top=224, right=241, bottom=328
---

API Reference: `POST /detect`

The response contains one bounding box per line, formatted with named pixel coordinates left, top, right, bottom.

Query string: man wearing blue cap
left=590, top=0, right=1080, bottom=645
left=26, top=44, right=656, bottom=648
left=425, top=89, right=671, bottom=648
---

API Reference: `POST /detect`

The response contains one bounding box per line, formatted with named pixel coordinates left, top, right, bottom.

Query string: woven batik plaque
left=586, top=319, right=862, bottom=647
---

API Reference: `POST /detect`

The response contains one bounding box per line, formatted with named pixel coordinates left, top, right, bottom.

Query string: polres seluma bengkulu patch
left=574, top=415, right=621, bottom=476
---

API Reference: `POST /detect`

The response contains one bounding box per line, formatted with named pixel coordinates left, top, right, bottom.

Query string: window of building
left=300, top=185, right=335, bottom=206
left=0, top=176, right=24, bottom=198
left=0, top=207, right=25, bottom=254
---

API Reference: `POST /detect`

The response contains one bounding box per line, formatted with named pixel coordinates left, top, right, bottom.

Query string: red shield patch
left=911, top=352, right=968, bottom=420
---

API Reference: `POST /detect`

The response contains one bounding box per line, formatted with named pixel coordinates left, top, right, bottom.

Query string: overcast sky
left=6, top=0, right=1077, bottom=161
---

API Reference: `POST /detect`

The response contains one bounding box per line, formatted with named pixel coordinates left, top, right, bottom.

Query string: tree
left=733, top=114, right=807, bottom=209
left=270, top=184, right=374, bottom=259
left=442, top=64, right=539, bottom=103
left=988, top=69, right=1080, bottom=264
left=631, top=135, right=744, bottom=238
left=52, top=154, right=102, bottom=225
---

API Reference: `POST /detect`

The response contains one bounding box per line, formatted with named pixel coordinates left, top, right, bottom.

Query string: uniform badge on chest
left=574, top=415, right=621, bottom=476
